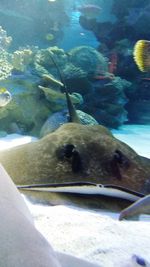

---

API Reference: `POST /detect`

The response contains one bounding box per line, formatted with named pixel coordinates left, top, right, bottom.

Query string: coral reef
left=69, top=46, right=108, bottom=76
left=34, top=46, right=68, bottom=78
left=11, top=48, right=34, bottom=72
left=66, top=75, right=131, bottom=128
left=0, top=26, right=13, bottom=80
left=0, top=50, right=12, bottom=80
left=62, top=64, right=87, bottom=80
left=0, top=29, right=132, bottom=133
left=0, top=73, right=50, bottom=136
left=39, top=85, right=83, bottom=112
left=0, top=26, right=12, bottom=50
left=0, top=1, right=149, bottom=127
left=79, top=0, right=150, bottom=125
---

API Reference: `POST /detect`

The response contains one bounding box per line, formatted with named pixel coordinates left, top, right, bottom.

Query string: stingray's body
left=0, top=123, right=149, bottom=194
left=0, top=164, right=101, bottom=267
left=0, top=123, right=150, bottom=216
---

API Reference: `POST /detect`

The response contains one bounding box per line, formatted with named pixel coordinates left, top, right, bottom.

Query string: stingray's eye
left=56, top=144, right=83, bottom=173
left=113, top=149, right=130, bottom=168
left=56, top=144, right=75, bottom=160
left=110, top=150, right=130, bottom=180
left=71, top=149, right=83, bottom=173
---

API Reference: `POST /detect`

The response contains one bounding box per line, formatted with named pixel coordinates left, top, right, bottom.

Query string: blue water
left=59, top=11, right=99, bottom=50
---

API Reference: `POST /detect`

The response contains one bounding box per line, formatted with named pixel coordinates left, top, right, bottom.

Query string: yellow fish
left=133, top=40, right=150, bottom=72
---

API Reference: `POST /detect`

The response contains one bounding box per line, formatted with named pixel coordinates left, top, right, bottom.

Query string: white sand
left=0, top=125, right=150, bottom=266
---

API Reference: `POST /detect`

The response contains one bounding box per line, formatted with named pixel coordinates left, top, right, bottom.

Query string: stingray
left=0, top=52, right=149, bottom=219
left=0, top=122, right=149, bottom=217
left=0, top=163, right=103, bottom=267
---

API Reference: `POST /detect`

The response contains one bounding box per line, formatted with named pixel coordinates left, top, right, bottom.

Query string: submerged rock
left=40, top=110, right=99, bottom=137
left=40, top=109, right=68, bottom=137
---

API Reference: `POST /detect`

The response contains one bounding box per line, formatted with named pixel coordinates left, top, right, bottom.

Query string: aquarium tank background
left=0, top=0, right=149, bottom=137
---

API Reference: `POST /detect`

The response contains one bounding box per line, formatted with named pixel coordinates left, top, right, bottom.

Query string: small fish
left=133, top=40, right=150, bottom=72
left=45, top=33, right=54, bottom=41
left=0, top=88, right=12, bottom=107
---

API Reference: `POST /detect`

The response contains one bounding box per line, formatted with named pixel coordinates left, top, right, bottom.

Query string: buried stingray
left=0, top=52, right=150, bottom=218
